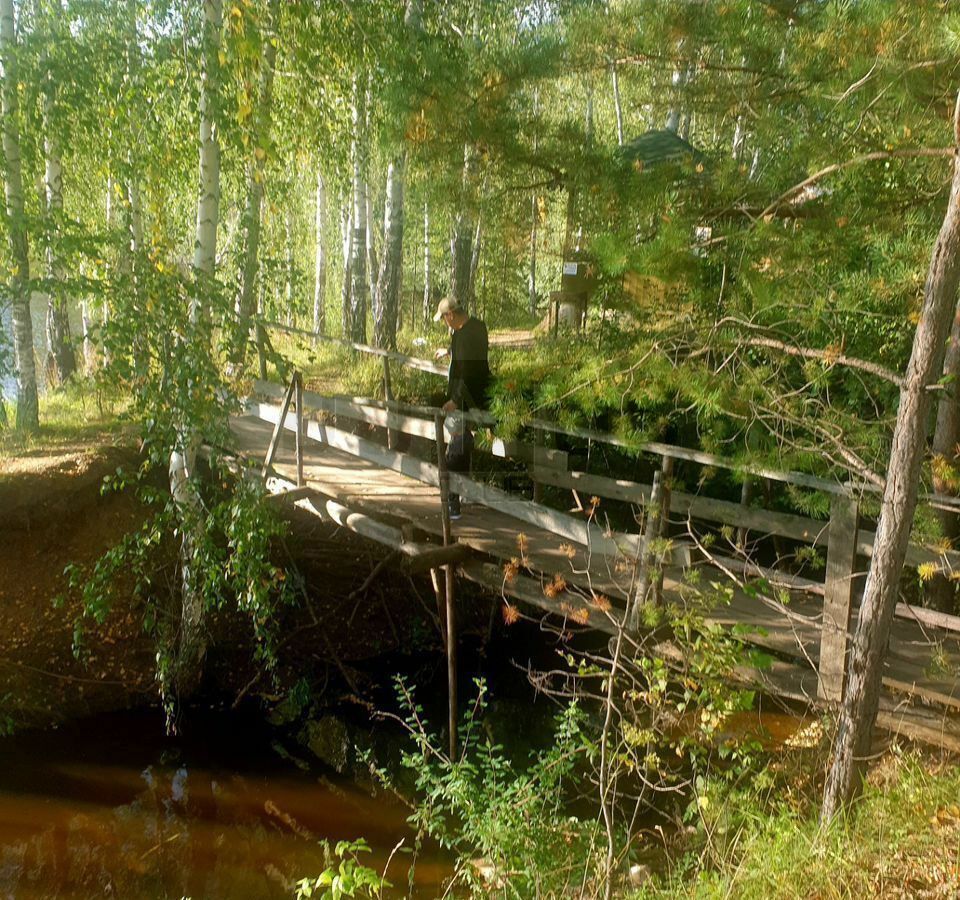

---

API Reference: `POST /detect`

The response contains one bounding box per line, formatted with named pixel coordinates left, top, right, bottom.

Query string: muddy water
left=0, top=708, right=444, bottom=899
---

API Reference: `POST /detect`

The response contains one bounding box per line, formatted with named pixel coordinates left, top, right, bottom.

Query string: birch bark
left=313, top=171, right=326, bottom=336
left=374, top=156, right=405, bottom=350
left=235, top=0, right=277, bottom=357
left=0, top=0, right=39, bottom=432
left=168, top=0, right=223, bottom=699
left=42, top=68, right=75, bottom=384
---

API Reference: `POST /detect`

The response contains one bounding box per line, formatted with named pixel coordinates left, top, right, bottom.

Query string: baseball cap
left=433, top=297, right=461, bottom=322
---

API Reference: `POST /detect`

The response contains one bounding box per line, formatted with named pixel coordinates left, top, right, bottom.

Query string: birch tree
left=39, top=0, right=75, bottom=385
left=312, top=170, right=326, bottom=335
left=373, top=156, right=405, bottom=349
left=235, top=0, right=278, bottom=359
left=1, top=0, right=39, bottom=432
left=167, top=0, right=223, bottom=698
left=347, top=77, right=368, bottom=343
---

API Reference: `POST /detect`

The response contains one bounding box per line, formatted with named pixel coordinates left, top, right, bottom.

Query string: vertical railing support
left=818, top=491, right=859, bottom=702
left=434, top=413, right=458, bottom=760
left=626, top=469, right=663, bottom=632
left=382, top=356, right=396, bottom=450
left=652, top=456, right=673, bottom=606
left=294, top=372, right=304, bottom=487
left=262, top=372, right=299, bottom=479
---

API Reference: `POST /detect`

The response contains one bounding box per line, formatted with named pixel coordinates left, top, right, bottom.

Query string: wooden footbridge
left=228, top=333, right=960, bottom=753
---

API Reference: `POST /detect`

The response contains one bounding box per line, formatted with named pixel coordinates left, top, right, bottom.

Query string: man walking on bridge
left=434, top=297, right=491, bottom=519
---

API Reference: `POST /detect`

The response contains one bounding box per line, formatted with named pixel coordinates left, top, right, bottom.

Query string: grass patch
left=641, top=747, right=960, bottom=898
left=0, top=377, right=130, bottom=460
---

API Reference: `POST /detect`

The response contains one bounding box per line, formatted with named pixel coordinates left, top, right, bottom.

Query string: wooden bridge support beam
left=434, top=414, right=458, bottom=760
left=818, top=493, right=859, bottom=702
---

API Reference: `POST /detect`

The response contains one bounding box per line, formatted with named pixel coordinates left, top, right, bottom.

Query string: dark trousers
left=446, top=429, right=474, bottom=505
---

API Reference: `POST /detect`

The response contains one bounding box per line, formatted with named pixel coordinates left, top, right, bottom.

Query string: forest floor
left=0, top=440, right=158, bottom=730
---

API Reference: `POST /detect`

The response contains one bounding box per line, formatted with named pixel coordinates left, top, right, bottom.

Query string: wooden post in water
left=434, top=413, right=458, bottom=759
left=382, top=357, right=396, bottom=450
left=818, top=492, right=859, bottom=702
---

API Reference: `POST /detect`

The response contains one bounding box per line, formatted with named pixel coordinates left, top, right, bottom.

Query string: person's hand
left=442, top=400, right=457, bottom=413
left=434, top=347, right=449, bottom=361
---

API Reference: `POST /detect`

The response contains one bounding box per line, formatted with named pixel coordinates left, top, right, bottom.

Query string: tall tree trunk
left=529, top=88, right=540, bottom=317
left=374, top=156, right=405, bottom=350
left=610, top=59, right=624, bottom=146
left=234, top=0, right=277, bottom=359
left=168, top=0, right=223, bottom=701
left=347, top=79, right=367, bottom=343
left=449, top=144, right=477, bottom=313
left=822, top=93, right=960, bottom=821
left=42, top=66, right=75, bottom=385
left=313, top=170, right=326, bottom=336
left=284, top=205, right=295, bottom=326
left=102, top=176, right=113, bottom=367
left=80, top=297, right=95, bottom=371
left=340, top=199, right=352, bottom=337
left=365, top=181, right=378, bottom=304
left=422, top=200, right=430, bottom=324
left=1, top=0, right=38, bottom=432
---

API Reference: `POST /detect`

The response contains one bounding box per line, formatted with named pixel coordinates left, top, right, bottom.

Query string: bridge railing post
left=261, top=372, right=299, bottom=480
left=626, top=469, right=663, bottom=632
left=294, top=372, right=304, bottom=487
left=382, top=357, right=396, bottom=450
left=818, top=491, right=859, bottom=702
left=433, top=413, right=458, bottom=760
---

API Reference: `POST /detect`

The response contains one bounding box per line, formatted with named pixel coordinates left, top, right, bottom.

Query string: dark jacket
left=449, top=316, right=491, bottom=410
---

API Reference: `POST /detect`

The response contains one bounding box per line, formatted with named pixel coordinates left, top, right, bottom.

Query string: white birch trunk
left=312, top=170, right=326, bottom=336
left=340, top=199, right=352, bottom=337
left=348, top=79, right=367, bottom=342
left=234, top=0, right=277, bottom=362
left=373, top=155, right=405, bottom=350
left=611, top=60, right=624, bottom=146
left=284, top=206, right=295, bottom=326
left=422, top=201, right=430, bottom=325
left=1, top=0, right=38, bottom=431
left=365, top=183, right=380, bottom=304
left=43, top=78, right=75, bottom=385
left=168, top=0, right=222, bottom=699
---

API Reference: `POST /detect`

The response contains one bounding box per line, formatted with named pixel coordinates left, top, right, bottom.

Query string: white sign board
left=562, top=261, right=578, bottom=276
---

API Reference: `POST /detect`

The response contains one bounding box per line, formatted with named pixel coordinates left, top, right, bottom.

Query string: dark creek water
left=0, top=708, right=445, bottom=899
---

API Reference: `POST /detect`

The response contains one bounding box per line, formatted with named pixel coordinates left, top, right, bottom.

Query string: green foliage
left=295, top=839, right=389, bottom=900
left=387, top=678, right=596, bottom=898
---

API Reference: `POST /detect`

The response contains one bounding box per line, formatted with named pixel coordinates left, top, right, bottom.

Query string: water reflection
left=0, top=709, right=443, bottom=899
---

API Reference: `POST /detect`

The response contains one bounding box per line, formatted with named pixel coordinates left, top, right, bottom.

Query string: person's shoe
left=448, top=496, right=462, bottom=520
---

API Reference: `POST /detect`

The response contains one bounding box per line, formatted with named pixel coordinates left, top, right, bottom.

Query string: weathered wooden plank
left=895, top=601, right=960, bottom=636
left=264, top=473, right=467, bottom=570
left=818, top=494, right=859, bottom=702
left=249, top=400, right=641, bottom=557
left=533, top=466, right=827, bottom=545
left=255, top=381, right=565, bottom=471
